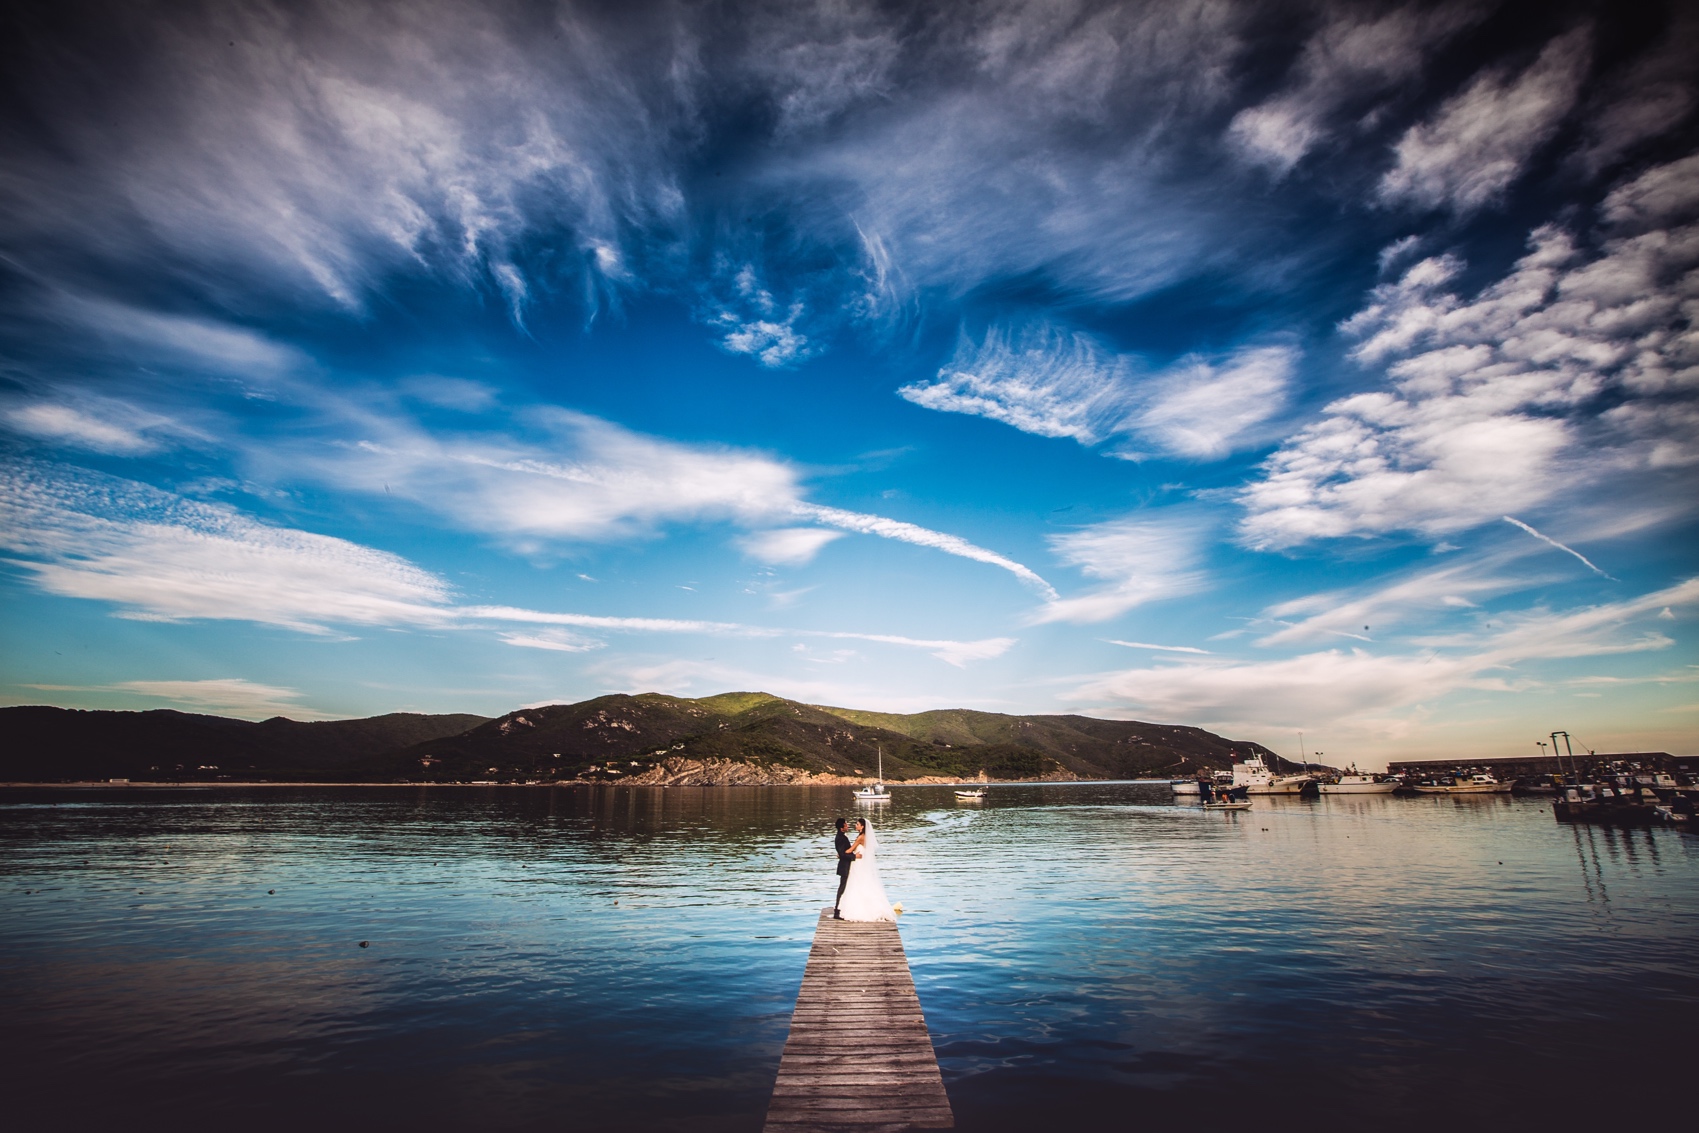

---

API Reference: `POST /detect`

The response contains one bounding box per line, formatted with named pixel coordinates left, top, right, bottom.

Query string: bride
left=836, top=817, right=897, bottom=922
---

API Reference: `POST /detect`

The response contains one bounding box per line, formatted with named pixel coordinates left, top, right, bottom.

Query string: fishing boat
left=1232, top=753, right=1314, bottom=796
left=1319, top=765, right=1399, bottom=794
left=1411, top=773, right=1515, bottom=794
left=1203, top=799, right=1253, bottom=811
left=954, top=788, right=986, bottom=800
left=854, top=746, right=892, bottom=801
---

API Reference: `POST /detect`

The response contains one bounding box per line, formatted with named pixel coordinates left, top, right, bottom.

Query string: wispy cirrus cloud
left=1377, top=27, right=1591, bottom=213
left=0, top=460, right=453, bottom=633
left=900, top=323, right=1297, bottom=461
left=737, top=527, right=845, bottom=566
left=471, top=604, right=1014, bottom=667
left=1072, top=577, right=1699, bottom=734
left=1229, top=2, right=1483, bottom=174
left=0, top=460, right=1015, bottom=667
left=2, top=398, right=181, bottom=456
left=274, top=404, right=1052, bottom=593
left=25, top=677, right=334, bottom=720
left=1030, top=514, right=1209, bottom=625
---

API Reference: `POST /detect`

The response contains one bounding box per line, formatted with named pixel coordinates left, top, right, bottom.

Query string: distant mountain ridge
left=1, top=692, right=1289, bottom=783
left=0, top=707, right=489, bottom=781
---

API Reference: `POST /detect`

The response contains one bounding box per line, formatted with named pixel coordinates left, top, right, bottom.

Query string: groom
left=832, top=817, right=854, bottom=919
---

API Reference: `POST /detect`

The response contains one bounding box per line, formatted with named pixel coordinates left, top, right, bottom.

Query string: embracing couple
left=832, top=816, right=897, bottom=922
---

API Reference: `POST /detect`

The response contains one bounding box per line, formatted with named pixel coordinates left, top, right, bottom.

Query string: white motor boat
left=1170, top=779, right=1202, bottom=795
left=1232, top=754, right=1313, bottom=795
left=1411, top=773, right=1515, bottom=794
left=953, top=788, right=985, bottom=800
left=854, top=746, right=892, bottom=801
left=1202, top=799, right=1253, bottom=811
left=1319, top=766, right=1398, bottom=794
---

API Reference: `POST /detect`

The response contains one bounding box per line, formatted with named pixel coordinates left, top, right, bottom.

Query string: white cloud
left=310, top=409, right=800, bottom=544
left=1229, top=3, right=1481, bottom=173
left=1132, top=344, right=1296, bottom=459
left=711, top=265, right=813, bottom=367
left=4, top=402, right=160, bottom=456
left=469, top=603, right=1014, bottom=667
left=112, top=678, right=331, bottom=720
left=1257, top=558, right=1531, bottom=648
left=26, top=677, right=335, bottom=719
left=1501, top=515, right=1613, bottom=578
left=496, top=630, right=604, bottom=653
left=276, top=403, right=1053, bottom=592
left=0, top=461, right=1021, bottom=667
left=1030, top=515, right=1208, bottom=625
left=0, top=461, right=453, bottom=633
left=1378, top=28, right=1591, bottom=213
left=1599, top=151, right=1699, bottom=229
left=1107, top=640, right=1211, bottom=655
left=720, top=316, right=810, bottom=367
left=811, top=632, right=1013, bottom=668
left=50, top=295, right=304, bottom=376
left=900, top=324, right=1131, bottom=443
left=1071, top=576, right=1699, bottom=733
left=900, top=324, right=1296, bottom=461
left=2, top=3, right=686, bottom=312
left=738, top=527, right=845, bottom=566
left=795, top=503, right=1056, bottom=597
left=1241, top=159, right=1699, bottom=549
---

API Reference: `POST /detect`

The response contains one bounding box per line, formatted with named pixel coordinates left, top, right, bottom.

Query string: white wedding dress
left=837, top=820, right=897, bottom=922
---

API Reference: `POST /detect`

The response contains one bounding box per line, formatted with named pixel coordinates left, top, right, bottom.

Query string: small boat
left=854, top=747, right=892, bottom=801
left=953, top=788, right=985, bottom=800
left=1319, top=765, right=1398, bottom=794
left=1203, top=800, right=1252, bottom=811
left=1411, top=773, right=1515, bottom=794
left=1170, top=779, right=1203, bottom=795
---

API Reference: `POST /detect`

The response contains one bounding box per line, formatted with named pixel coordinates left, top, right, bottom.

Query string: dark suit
left=834, top=829, right=853, bottom=911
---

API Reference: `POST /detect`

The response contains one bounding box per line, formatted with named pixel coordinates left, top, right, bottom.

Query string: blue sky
left=2, top=0, right=1696, bottom=766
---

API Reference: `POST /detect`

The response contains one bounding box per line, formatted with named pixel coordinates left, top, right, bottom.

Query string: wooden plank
left=762, top=909, right=954, bottom=1132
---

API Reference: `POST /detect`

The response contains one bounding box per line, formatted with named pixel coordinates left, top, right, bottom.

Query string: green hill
left=383, top=692, right=1284, bottom=783
left=1, top=692, right=1287, bottom=783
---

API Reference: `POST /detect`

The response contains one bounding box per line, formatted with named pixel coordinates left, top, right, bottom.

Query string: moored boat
left=1170, top=779, right=1202, bottom=795
left=1233, top=753, right=1314, bottom=796
left=1411, top=773, right=1515, bottom=794
left=854, top=746, right=892, bottom=801
left=1319, top=765, right=1398, bottom=794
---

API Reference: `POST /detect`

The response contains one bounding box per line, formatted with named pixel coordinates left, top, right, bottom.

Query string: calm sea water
left=2, top=783, right=1694, bottom=1132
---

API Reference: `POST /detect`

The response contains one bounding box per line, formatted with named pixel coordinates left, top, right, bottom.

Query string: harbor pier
left=762, top=909, right=954, bottom=1132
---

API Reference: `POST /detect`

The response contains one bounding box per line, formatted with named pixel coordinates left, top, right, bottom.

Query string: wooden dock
left=762, top=908, right=954, bottom=1132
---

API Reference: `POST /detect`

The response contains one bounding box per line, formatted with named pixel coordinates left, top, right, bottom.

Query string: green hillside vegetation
left=2, top=692, right=1288, bottom=783
left=387, top=692, right=1284, bottom=783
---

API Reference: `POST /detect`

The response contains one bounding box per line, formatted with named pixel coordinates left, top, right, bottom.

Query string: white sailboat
left=855, top=746, right=892, bottom=801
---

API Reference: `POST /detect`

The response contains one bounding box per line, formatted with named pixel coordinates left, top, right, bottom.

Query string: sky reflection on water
left=2, top=784, right=1694, bottom=1131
